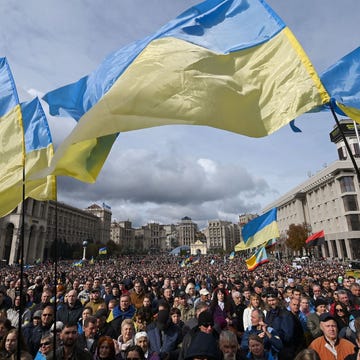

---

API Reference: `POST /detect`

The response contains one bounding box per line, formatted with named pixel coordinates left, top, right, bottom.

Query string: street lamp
left=82, top=240, right=88, bottom=260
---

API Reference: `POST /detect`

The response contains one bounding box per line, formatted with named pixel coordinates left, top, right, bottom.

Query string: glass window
left=339, top=176, right=355, bottom=192
left=354, top=143, right=360, bottom=157
left=338, top=146, right=346, bottom=160
left=346, top=214, right=360, bottom=231
left=343, top=195, right=359, bottom=211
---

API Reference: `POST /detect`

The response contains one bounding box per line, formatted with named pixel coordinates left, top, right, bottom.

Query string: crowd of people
left=0, top=254, right=358, bottom=360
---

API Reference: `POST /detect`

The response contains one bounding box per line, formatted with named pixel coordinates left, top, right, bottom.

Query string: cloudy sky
left=1, top=0, right=359, bottom=228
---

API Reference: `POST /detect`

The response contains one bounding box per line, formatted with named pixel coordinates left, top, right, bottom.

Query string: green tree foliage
left=105, top=240, right=121, bottom=255
left=286, top=223, right=311, bottom=251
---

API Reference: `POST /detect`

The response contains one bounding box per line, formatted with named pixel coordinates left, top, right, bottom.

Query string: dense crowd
left=0, top=255, right=357, bottom=360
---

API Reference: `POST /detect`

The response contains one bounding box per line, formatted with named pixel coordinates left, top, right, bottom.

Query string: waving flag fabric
left=306, top=230, right=325, bottom=247
left=320, top=47, right=360, bottom=121
left=99, top=247, right=107, bottom=255
left=241, top=208, right=279, bottom=248
left=21, top=98, right=56, bottom=201
left=246, top=246, right=269, bottom=271
left=0, top=58, right=55, bottom=217
left=41, top=0, right=329, bottom=183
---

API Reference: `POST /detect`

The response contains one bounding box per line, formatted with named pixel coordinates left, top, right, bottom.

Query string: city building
left=86, top=203, right=112, bottom=244
left=0, top=199, right=110, bottom=265
left=177, top=216, right=197, bottom=246
left=203, top=220, right=241, bottom=252
left=110, top=220, right=135, bottom=249
left=263, top=119, right=360, bottom=260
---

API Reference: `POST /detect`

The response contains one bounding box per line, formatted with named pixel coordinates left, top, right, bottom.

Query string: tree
left=106, top=240, right=121, bottom=255
left=286, top=223, right=311, bottom=252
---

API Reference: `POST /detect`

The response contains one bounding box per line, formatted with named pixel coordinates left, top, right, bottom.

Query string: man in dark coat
left=265, top=290, right=296, bottom=360
left=147, top=309, right=181, bottom=360
left=107, top=294, right=136, bottom=334
left=57, top=289, right=84, bottom=324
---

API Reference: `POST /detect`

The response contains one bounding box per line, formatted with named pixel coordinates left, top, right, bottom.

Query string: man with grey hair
left=219, top=330, right=242, bottom=360
left=231, top=291, right=246, bottom=336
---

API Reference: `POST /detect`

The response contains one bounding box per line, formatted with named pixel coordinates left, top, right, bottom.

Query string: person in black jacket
left=265, top=290, right=296, bottom=360
left=57, top=289, right=84, bottom=325
left=288, top=298, right=306, bottom=356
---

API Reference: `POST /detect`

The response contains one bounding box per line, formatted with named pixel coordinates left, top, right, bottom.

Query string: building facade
left=0, top=199, right=110, bottom=265
left=204, top=220, right=241, bottom=252
left=177, top=216, right=197, bottom=246
left=263, top=120, right=360, bottom=260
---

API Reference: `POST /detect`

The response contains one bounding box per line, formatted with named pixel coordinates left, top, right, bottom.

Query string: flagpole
left=17, top=162, right=26, bottom=360
left=52, top=182, right=58, bottom=356
left=330, top=102, right=360, bottom=183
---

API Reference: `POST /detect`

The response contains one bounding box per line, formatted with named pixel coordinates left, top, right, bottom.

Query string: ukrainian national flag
left=106, top=305, right=121, bottom=323
left=246, top=246, right=269, bottom=271
left=242, top=208, right=279, bottom=248
left=0, top=58, right=55, bottom=217
left=229, top=251, right=235, bottom=260
left=41, top=0, right=329, bottom=183
left=99, top=247, right=107, bottom=255
left=320, top=47, right=360, bottom=121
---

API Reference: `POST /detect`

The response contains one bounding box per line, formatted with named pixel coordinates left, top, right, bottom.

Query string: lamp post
left=82, top=240, right=88, bottom=261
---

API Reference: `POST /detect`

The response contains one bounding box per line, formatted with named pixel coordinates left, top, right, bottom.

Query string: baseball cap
left=266, top=289, right=278, bottom=298
left=50, top=321, right=64, bottom=333
left=319, top=313, right=336, bottom=323
left=199, top=289, right=209, bottom=296
left=33, top=310, right=42, bottom=319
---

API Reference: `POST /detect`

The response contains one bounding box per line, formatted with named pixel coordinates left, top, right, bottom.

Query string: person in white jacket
left=6, top=293, right=31, bottom=329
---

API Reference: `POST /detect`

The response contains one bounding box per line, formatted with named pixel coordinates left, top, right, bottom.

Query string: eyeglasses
left=42, top=313, right=53, bottom=317
left=40, top=341, right=51, bottom=347
left=336, top=308, right=344, bottom=312
left=200, top=323, right=213, bottom=327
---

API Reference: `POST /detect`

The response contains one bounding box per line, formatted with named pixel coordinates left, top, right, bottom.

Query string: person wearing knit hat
left=184, top=332, right=220, bottom=360
left=134, top=332, right=158, bottom=360
left=307, top=298, right=328, bottom=340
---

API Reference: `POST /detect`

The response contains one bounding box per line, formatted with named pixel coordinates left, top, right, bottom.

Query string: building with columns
left=263, top=119, right=360, bottom=260
left=0, top=199, right=111, bottom=265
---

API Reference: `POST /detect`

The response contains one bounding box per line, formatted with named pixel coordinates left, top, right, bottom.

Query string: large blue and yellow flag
left=241, top=208, right=279, bottom=249
left=246, top=246, right=269, bottom=271
left=41, top=0, right=329, bottom=183
left=0, top=58, right=56, bottom=217
left=320, top=46, right=360, bottom=121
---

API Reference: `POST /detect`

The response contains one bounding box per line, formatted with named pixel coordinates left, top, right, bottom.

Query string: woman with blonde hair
left=243, top=293, right=266, bottom=330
